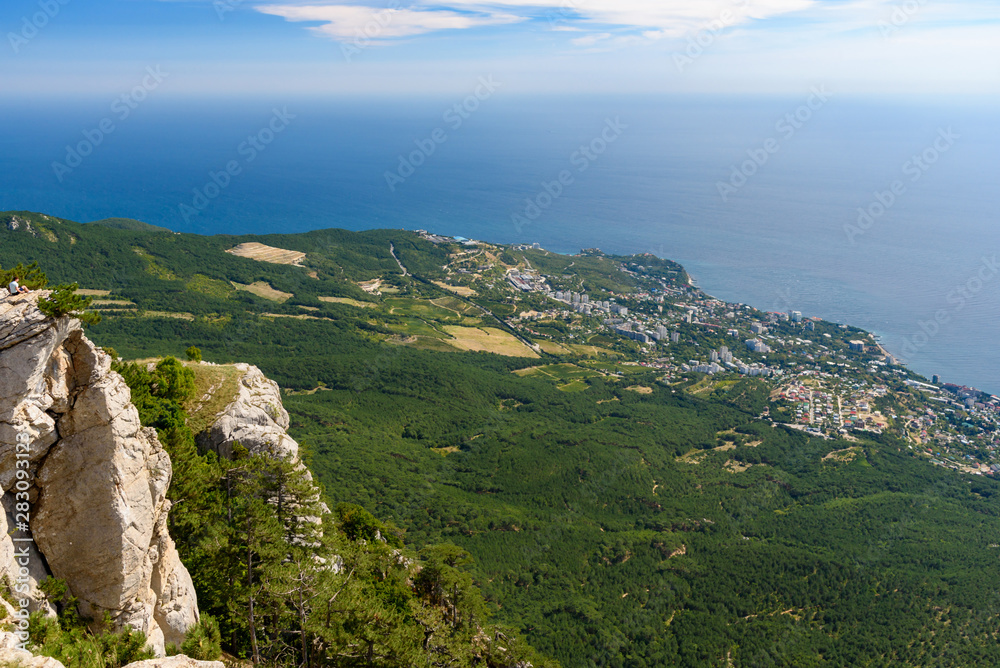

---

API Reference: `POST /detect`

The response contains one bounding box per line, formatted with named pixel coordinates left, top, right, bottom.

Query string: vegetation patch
left=183, top=362, right=245, bottom=436
left=318, top=296, right=374, bottom=308
left=823, top=446, right=862, bottom=463
left=231, top=281, right=293, bottom=303
left=185, top=274, right=233, bottom=299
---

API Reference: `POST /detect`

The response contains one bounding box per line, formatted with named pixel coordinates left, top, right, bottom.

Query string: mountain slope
left=5, top=211, right=1000, bottom=666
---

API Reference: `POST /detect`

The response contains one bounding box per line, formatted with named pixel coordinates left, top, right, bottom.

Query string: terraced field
left=226, top=242, right=306, bottom=266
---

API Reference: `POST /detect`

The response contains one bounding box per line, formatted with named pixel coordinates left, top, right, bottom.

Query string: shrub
left=37, top=283, right=101, bottom=325
left=180, top=614, right=222, bottom=661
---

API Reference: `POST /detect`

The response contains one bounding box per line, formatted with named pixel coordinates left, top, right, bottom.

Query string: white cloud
left=253, top=0, right=816, bottom=42
left=570, top=32, right=612, bottom=47
left=255, top=3, right=524, bottom=39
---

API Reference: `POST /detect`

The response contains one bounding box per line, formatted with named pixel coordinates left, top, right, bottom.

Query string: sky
left=0, top=0, right=998, bottom=97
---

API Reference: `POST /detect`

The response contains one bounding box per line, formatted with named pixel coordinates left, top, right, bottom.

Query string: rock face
left=0, top=293, right=199, bottom=655
left=196, top=363, right=299, bottom=460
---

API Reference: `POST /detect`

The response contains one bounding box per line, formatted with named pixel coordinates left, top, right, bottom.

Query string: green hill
left=5, top=210, right=1000, bottom=667
left=89, top=217, right=173, bottom=232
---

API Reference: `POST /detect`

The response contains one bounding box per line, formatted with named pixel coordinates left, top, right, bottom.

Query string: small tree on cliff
left=38, top=283, right=101, bottom=325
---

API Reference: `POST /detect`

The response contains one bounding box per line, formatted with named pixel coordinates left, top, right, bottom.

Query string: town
left=421, top=231, right=1000, bottom=478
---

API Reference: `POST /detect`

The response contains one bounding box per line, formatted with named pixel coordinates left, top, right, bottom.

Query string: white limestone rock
left=196, top=363, right=299, bottom=460
left=0, top=294, right=200, bottom=656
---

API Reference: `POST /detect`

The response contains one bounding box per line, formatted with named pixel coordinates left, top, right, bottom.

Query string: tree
left=0, top=261, right=48, bottom=289
left=186, top=346, right=203, bottom=362
left=38, top=283, right=101, bottom=325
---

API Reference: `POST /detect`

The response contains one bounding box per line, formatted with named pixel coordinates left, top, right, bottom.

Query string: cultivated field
left=432, top=281, right=477, bottom=296
left=441, top=326, right=539, bottom=358
left=226, top=242, right=306, bottom=266
left=319, top=296, right=375, bottom=308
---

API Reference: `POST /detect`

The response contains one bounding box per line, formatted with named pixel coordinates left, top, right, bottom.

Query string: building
left=849, top=340, right=866, bottom=352
left=790, top=311, right=803, bottom=322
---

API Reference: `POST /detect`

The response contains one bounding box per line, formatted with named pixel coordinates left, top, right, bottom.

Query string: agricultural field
left=226, top=242, right=306, bottom=266
left=432, top=280, right=477, bottom=296
left=441, top=326, right=539, bottom=358
left=318, top=296, right=375, bottom=308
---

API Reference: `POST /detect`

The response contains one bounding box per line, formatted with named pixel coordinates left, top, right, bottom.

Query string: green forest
left=5, top=210, right=1000, bottom=667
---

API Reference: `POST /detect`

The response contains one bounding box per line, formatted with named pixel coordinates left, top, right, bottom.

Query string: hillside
left=5, top=210, right=1000, bottom=667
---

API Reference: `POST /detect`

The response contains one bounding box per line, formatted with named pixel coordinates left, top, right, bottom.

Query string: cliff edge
left=0, top=292, right=199, bottom=655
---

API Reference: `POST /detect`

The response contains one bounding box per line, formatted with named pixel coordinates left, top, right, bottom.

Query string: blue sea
left=1, top=94, right=997, bottom=393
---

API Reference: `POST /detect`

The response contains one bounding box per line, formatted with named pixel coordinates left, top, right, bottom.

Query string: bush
left=180, top=614, right=222, bottom=661
left=185, top=346, right=203, bottom=363
left=28, top=611, right=155, bottom=668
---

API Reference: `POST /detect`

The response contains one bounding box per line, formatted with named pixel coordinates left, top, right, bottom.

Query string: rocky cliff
left=0, top=293, right=199, bottom=655
left=195, top=363, right=299, bottom=461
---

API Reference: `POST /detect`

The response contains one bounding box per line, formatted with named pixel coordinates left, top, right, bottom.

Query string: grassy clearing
left=184, top=363, right=245, bottom=435
left=432, top=280, right=476, bottom=296
left=187, top=274, right=234, bottom=299
left=386, top=298, right=465, bottom=322
left=565, top=343, right=618, bottom=358
left=77, top=289, right=111, bottom=296
left=263, top=313, right=321, bottom=320
left=430, top=296, right=479, bottom=315
left=226, top=242, right=306, bottom=266
left=513, top=363, right=602, bottom=382
left=626, top=385, right=653, bottom=394
left=537, top=341, right=571, bottom=355
left=441, top=326, right=539, bottom=358
left=557, top=379, right=590, bottom=393
left=319, top=296, right=375, bottom=308
left=232, top=281, right=293, bottom=303
left=144, top=311, right=195, bottom=320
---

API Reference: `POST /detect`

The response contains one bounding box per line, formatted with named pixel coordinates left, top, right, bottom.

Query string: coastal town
left=422, top=232, right=1000, bottom=478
